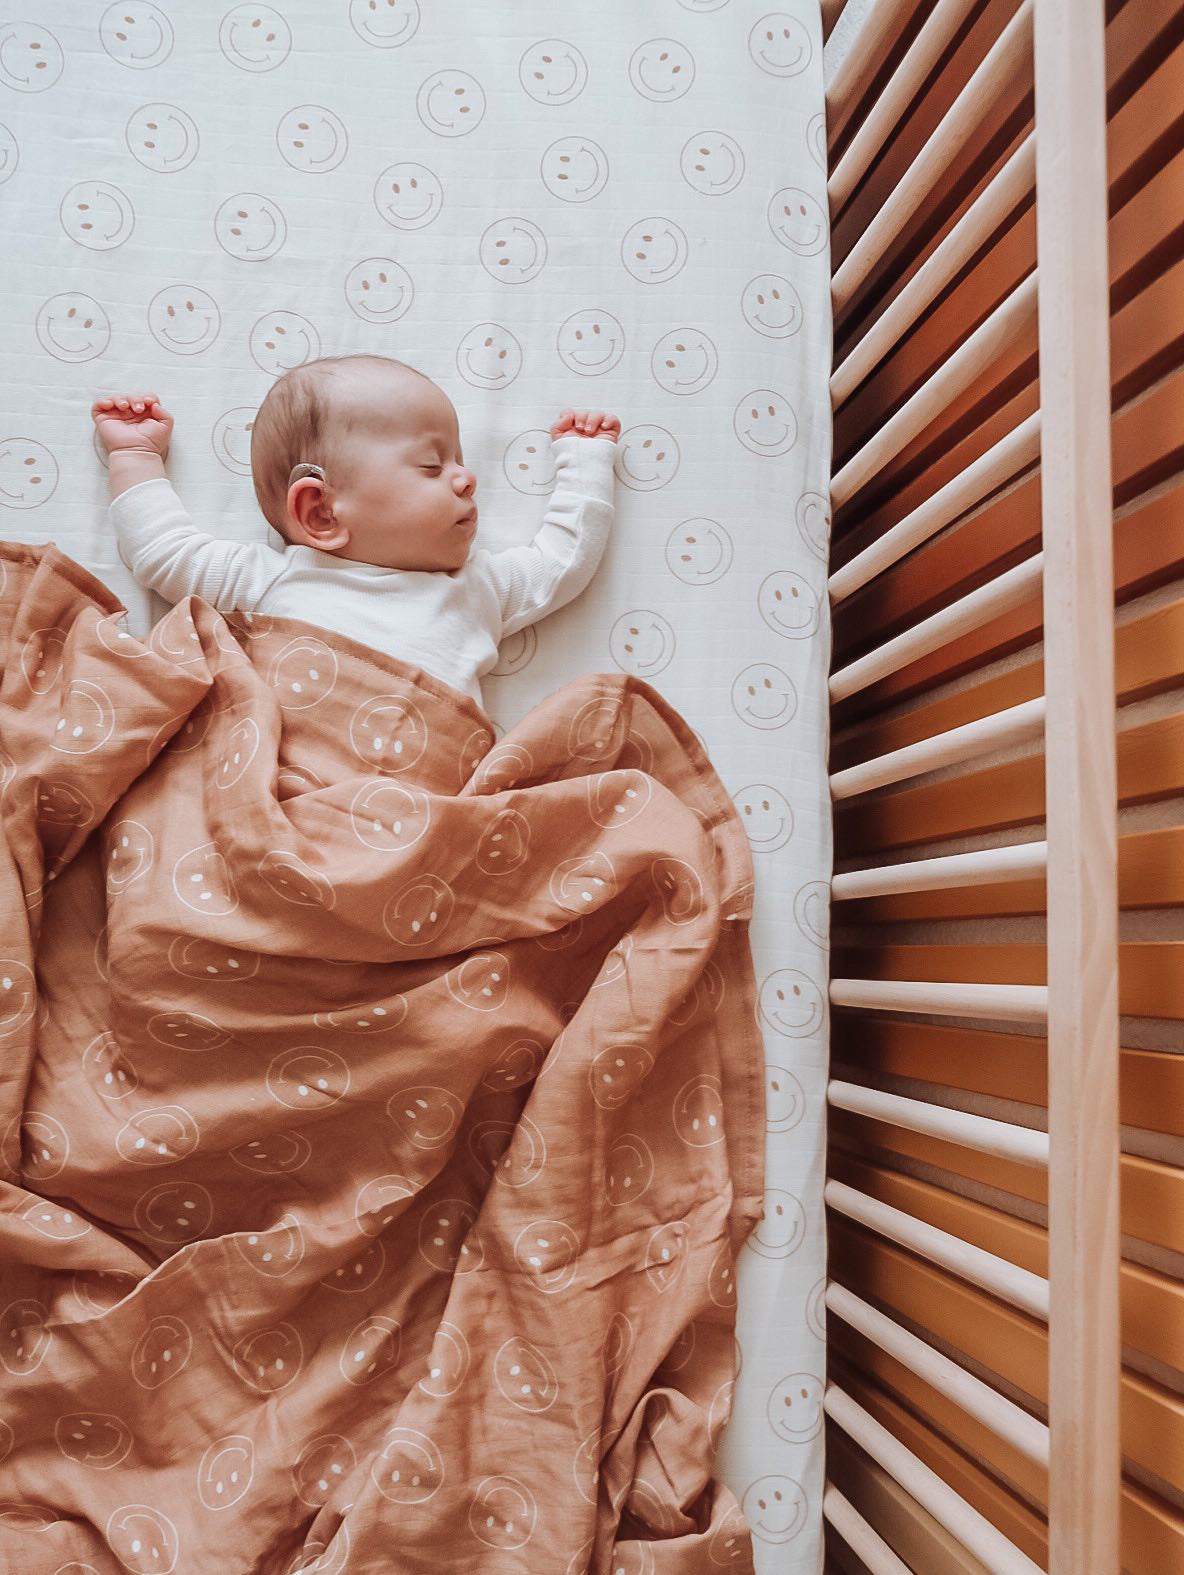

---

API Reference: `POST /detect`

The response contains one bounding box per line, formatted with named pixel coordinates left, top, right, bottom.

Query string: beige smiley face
left=730, top=662, right=797, bottom=729
left=766, top=1065, right=806, bottom=1132
left=148, top=285, right=221, bottom=354
left=503, top=430, right=555, bottom=494
left=345, top=256, right=414, bottom=322
left=249, top=310, right=320, bottom=374
left=214, top=192, right=287, bottom=260
left=680, top=130, right=744, bottom=194
left=36, top=292, right=111, bottom=361
left=219, top=5, right=292, bottom=70
left=457, top=322, right=523, bottom=388
left=758, top=967, right=824, bottom=1037
left=629, top=38, right=695, bottom=101
left=768, top=185, right=828, bottom=255
left=768, top=1371, right=824, bottom=1441
left=539, top=135, right=609, bottom=201
left=733, top=783, right=794, bottom=852
left=481, top=217, right=548, bottom=284
left=748, top=14, right=812, bottom=77
left=733, top=389, right=797, bottom=455
left=99, top=3, right=174, bottom=68
left=740, top=272, right=803, bottom=338
left=614, top=426, right=680, bottom=490
left=61, top=179, right=135, bottom=250
left=417, top=69, right=485, bottom=137
left=0, top=438, right=57, bottom=506
left=748, top=1188, right=807, bottom=1259
left=373, top=161, right=443, bottom=229
left=759, top=569, right=820, bottom=638
left=277, top=104, right=348, bottom=171
left=651, top=328, right=718, bottom=394
left=349, top=0, right=420, bottom=48
left=621, top=215, right=688, bottom=283
left=741, top=1475, right=809, bottom=1544
left=557, top=308, right=625, bottom=374
left=519, top=38, right=588, bottom=104
left=0, top=22, right=65, bottom=90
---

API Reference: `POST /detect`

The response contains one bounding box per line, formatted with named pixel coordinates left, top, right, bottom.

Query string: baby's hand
left=551, top=410, right=620, bottom=442
left=91, top=394, right=174, bottom=458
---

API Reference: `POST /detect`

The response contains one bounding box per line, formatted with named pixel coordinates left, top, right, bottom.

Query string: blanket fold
left=0, top=542, right=766, bottom=1574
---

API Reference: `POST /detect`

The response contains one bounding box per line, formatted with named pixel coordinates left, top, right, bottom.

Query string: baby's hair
left=250, top=353, right=431, bottom=536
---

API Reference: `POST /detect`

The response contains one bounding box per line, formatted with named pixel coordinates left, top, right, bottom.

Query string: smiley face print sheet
left=0, top=3, right=831, bottom=1571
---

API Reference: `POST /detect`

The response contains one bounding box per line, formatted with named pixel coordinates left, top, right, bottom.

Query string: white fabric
left=0, top=4, right=832, bottom=1570
left=109, top=432, right=616, bottom=706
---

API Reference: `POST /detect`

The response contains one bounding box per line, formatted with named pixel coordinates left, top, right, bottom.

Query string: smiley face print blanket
left=0, top=543, right=766, bottom=1575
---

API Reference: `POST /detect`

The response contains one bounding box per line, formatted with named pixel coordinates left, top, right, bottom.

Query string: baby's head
left=250, top=353, right=478, bottom=573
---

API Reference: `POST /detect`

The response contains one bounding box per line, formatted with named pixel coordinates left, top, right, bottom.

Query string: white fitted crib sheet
left=0, top=3, right=832, bottom=1569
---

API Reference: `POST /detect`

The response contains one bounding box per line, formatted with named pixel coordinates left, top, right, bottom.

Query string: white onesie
left=108, top=432, right=617, bottom=708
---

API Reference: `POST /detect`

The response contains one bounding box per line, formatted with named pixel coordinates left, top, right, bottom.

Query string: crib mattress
left=0, top=3, right=831, bottom=1570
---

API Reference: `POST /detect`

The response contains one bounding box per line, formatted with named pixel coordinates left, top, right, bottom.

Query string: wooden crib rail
left=819, top=0, right=1180, bottom=1571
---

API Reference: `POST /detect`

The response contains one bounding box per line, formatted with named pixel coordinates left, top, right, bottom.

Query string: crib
left=0, top=0, right=1173, bottom=1571
left=822, top=1, right=1181, bottom=1572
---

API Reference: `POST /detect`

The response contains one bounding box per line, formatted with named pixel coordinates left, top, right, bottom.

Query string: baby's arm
left=93, top=394, right=288, bottom=611
left=478, top=413, right=619, bottom=638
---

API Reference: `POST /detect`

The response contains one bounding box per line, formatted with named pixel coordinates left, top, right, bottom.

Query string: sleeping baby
left=90, top=353, right=620, bottom=708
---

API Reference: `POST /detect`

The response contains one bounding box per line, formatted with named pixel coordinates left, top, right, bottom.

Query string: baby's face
left=306, top=371, right=478, bottom=573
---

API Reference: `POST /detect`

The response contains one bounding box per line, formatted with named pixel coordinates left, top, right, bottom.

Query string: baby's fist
left=91, top=394, right=174, bottom=458
left=551, top=410, right=620, bottom=442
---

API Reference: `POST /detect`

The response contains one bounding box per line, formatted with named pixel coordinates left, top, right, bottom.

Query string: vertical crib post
left=1032, top=1, right=1120, bottom=1572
